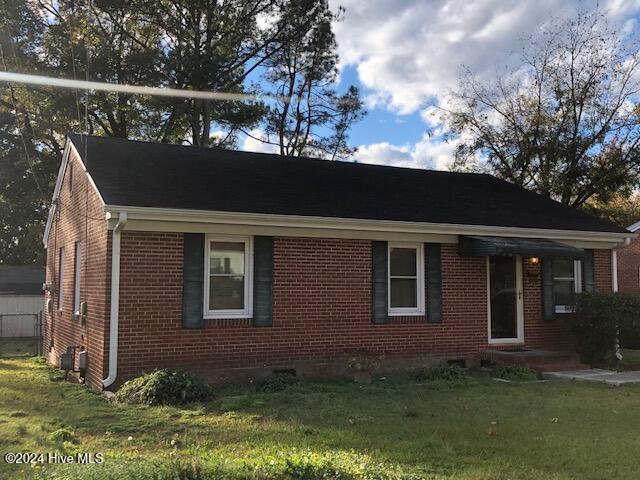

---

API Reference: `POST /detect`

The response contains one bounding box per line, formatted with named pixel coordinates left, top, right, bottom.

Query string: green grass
left=2, top=358, right=640, bottom=479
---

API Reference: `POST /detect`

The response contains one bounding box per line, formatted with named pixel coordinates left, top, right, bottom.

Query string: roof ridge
left=67, top=133, right=492, bottom=178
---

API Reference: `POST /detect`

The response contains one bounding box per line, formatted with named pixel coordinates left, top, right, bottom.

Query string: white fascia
left=103, top=204, right=636, bottom=248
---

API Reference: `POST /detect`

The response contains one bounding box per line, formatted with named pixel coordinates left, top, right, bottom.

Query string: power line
left=0, top=71, right=291, bottom=103
left=0, top=45, right=45, bottom=197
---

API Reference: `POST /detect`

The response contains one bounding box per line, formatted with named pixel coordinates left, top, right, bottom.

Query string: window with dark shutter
left=583, top=250, right=595, bottom=293
left=371, top=241, right=389, bottom=324
left=426, top=243, right=442, bottom=323
left=253, top=236, right=273, bottom=327
left=182, top=233, right=204, bottom=328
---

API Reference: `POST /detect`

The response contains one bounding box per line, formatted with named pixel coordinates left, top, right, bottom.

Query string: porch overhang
left=458, top=235, right=586, bottom=258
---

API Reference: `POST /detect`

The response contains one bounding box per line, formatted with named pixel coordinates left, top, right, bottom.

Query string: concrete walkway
left=544, top=369, right=640, bottom=386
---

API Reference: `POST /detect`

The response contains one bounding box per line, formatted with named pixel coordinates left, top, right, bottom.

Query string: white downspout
left=612, top=250, right=618, bottom=293
left=103, top=212, right=127, bottom=388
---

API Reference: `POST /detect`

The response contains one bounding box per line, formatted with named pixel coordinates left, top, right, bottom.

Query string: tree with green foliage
left=261, top=0, right=365, bottom=159
left=0, top=0, right=363, bottom=264
left=583, top=193, right=640, bottom=228
left=444, top=12, right=640, bottom=209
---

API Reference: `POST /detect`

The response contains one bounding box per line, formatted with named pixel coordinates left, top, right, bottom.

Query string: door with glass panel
left=488, top=256, right=523, bottom=343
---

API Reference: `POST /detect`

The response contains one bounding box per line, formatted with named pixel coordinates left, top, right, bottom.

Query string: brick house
left=617, top=220, right=640, bottom=293
left=43, top=134, right=634, bottom=391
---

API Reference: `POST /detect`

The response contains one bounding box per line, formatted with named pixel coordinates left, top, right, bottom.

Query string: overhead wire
left=0, top=43, right=46, bottom=197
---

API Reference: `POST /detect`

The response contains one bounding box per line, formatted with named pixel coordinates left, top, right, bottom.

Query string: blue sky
left=242, top=0, right=640, bottom=170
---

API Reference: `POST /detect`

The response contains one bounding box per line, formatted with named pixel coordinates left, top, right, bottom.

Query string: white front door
left=487, top=256, right=524, bottom=344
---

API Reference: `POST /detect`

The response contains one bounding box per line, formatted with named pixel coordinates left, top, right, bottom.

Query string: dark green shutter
left=182, top=233, right=204, bottom=328
left=372, top=241, right=389, bottom=324
left=583, top=250, right=595, bottom=293
left=541, top=257, right=555, bottom=321
left=253, top=236, right=274, bottom=327
left=426, top=243, right=443, bottom=323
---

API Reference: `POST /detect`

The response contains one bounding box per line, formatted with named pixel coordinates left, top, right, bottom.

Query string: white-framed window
left=553, top=259, right=582, bottom=313
left=73, top=241, right=81, bottom=315
left=388, top=242, right=425, bottom=316
left=58, top=247, right=65, bottom=310
left=204, top=235, right=253, bottom=319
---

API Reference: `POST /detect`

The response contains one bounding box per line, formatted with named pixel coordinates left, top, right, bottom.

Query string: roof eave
left=104, top=204, right=636, bottom=247
left=627, top=220, right=640, bottom=233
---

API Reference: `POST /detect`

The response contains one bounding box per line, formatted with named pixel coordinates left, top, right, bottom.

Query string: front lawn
left=2, top=358, right=640, bottom=479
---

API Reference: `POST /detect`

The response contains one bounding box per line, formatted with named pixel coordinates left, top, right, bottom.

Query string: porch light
left=529, top=257, right=540, bottom=265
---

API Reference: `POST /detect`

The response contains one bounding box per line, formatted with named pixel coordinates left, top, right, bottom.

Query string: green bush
left=255, top=373, right=299, bottom=393
left=574, top=293, right=640, bottom=365
left=493, top=364, right=538, bottom=381
left=48, top=427, right=79, bottom=445
left=414, top=364, right=467, bottom=382
left=115, top=369, right=212, bottom=406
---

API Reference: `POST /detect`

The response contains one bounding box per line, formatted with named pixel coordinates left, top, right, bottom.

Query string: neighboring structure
left=43, top=134, right=634, bottom=391
left=617, top=220, right=640, bottom=293
left=0, top=265, right=44, bottom=337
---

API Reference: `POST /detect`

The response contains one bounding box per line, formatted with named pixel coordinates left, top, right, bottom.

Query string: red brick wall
left=594, top=249, right=613, bottom=293
left=113, top=233, right=615, bottom=383
left=617, top=238, right=640, bottom=293
left=44, top=148, right=109, bottom=391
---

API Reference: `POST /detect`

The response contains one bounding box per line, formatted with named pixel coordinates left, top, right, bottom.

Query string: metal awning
left=458, top=235, right=586, bottom=258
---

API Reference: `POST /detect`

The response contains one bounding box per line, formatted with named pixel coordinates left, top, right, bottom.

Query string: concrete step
left=481, top=348, right=587, bottom=373
left=528, top=361, right=590, bottom=373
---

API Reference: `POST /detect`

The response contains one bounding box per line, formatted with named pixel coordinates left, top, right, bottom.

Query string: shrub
left=347, top=349, right=383, bottom=373
left=256, top=373, right=299, bottom=393
left=574, top=293, right=640, bottom=365
left=414, top=365, right=467, bottom=382
left=115, top=369, right=212, bottom=406
left=493, top=364, right=537, bottom=381
left=48, top=427, right=79, bottom=444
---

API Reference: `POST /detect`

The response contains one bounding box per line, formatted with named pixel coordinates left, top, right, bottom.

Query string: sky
left=241, top=0, right=640, bottom=170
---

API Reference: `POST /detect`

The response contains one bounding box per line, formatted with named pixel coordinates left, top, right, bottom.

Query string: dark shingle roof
left=68, top=134, right=627, bottom=234
left=0, top=265, right=44, bottom=296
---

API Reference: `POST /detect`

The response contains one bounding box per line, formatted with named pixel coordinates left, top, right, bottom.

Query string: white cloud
left=332, top=0, right=640, bottom=170
left=241, top=129, right=279, bottom=154
left=353, top=132, right=461, bottom=171
left=353, top=142, right=417, bottom=168
left=331, top=0, right=640, bottom=114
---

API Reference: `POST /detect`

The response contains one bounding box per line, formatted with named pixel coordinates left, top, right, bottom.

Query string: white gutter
left=103, top=204, right=636, bottom=246
left=103, top=211, right=127, bottom=389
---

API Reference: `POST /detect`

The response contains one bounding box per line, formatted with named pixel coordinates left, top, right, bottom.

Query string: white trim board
left=104, top=205, right=634, bottom=248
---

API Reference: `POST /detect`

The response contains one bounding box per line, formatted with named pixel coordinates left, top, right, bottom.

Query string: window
left=57, top=247, right=65, bottom=310
left=204, top=236, right=252, bottom=318
left=73, top=241, right=81, bottom=315
left=388, top=243, right=424, bottom=316
left=553, top=259, right=582, bottom=313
